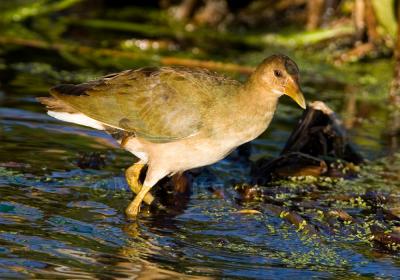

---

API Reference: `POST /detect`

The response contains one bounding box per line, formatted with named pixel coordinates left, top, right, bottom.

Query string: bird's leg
left=125, top=167, right=166, bottom=218
left=125, top=185, right=154, bottom=218
left=125, top=162, right=155, bottom=206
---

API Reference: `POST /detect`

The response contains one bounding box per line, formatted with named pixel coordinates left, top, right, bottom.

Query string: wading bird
left=39, top=54, right=306, bottom=218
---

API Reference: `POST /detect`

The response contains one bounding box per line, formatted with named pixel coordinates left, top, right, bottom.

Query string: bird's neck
left=228, top=81, right=279, bottom=143
left=239, top=79, right=279, bottom=120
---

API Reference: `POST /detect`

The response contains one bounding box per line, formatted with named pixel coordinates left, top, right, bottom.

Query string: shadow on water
left=1, top=2, right=400, bottom=279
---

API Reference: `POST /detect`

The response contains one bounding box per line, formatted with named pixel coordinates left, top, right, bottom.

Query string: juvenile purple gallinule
left=39, top=54, right=306, bottom=218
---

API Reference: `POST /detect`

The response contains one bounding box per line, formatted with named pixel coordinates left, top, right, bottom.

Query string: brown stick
left=353, top=0, right=365, bottom=43
left=364, top=0, right=380, bottom=44
left=306, top=0, right=325, bottom=30
left=343, top=85, right=357, bottom=129
left=353, top=0, right=380, bottom=44
left=0, top=36, right=255, bottom=74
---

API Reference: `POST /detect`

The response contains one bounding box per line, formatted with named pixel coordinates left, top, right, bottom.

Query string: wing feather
left=48, top=67, right=237, bottom=143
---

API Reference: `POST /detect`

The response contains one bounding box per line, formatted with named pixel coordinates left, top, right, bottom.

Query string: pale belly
left=123, top=134, right=247, bottom=174
left=123, top=116, right=272, bottom=175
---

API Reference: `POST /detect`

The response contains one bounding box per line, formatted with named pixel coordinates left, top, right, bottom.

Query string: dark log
left=251, top=101, right=363, bottom=184
left=281, top=101, right=363, bottom=164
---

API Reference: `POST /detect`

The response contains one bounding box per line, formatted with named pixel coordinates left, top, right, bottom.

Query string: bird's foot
left=125, top=200, right=141, bottom=219
left=125, top=163, right=155, bottom=206
left=125, top=184, right=155, bottom=219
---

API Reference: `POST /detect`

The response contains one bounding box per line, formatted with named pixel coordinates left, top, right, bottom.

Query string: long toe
left=125, top=202, right=140, bottom=219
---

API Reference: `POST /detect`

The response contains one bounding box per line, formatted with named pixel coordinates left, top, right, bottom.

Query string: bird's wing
left=49, top=67, right=236, bottom=143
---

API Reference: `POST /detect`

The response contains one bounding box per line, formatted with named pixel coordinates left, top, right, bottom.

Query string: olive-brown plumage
left=39, top=54, right=306, bottom=218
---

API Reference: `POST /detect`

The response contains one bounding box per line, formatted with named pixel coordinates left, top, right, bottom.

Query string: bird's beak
left=285, top=83, right=306, bottom=109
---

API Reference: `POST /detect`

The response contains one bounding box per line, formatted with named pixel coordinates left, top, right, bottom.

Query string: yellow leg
left=125, top=184, right=153, bottom=218
left=125, top=163, right=155, bottom=206
left=125, top=167, right=167, bottom=218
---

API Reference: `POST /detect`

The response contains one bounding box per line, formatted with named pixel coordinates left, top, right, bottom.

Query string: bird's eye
left=274, top=70, right=283, bottom=78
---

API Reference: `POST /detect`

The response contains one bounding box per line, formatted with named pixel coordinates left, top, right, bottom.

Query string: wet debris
left=235, top=184, right=264, bottom=202
left=362, top=190, right=390, bottom=208
left=152, top=172, right=192, bottom=213
left=76, top=152, right=106, bottom=169
left=206, top=186, right=226, bottom=199
left=215, top=238, right=229, bottom=247
left=252, top=152, right=327, bottom=184
left=234, top=101, right=400, bottom=250
left=325, top=209, right=355, bottom=223
left=252, top=101, right=363, bottom=184
left=371, top=225, right=400, bottom=252
left=265, top=203, right=319, bottom=235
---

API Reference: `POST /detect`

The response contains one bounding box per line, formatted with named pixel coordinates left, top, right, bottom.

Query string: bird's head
left=251, top=54, right=306, bottom=109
